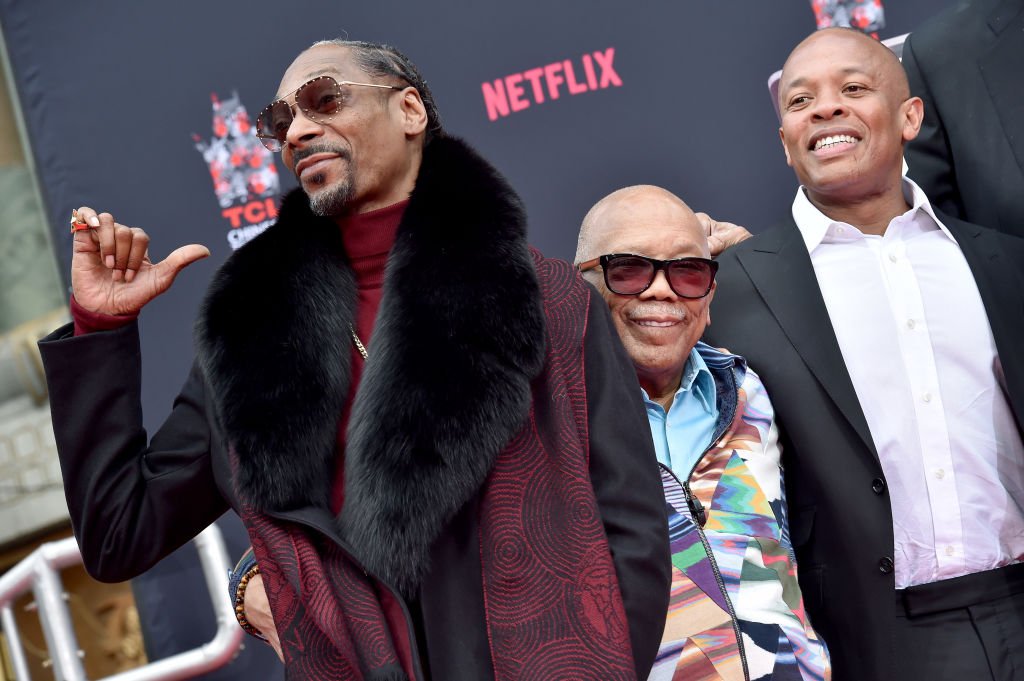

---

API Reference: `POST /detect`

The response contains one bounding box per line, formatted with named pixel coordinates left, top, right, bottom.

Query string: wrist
left=228, top=548, right=267, bottom=642
left=70, top=295, right=138, bottom=336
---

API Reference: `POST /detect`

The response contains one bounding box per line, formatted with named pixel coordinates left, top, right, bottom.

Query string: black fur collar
left=196, top=136, right=546, bottom=596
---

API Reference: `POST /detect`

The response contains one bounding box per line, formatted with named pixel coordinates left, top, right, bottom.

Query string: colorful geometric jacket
left=649, top=343, right=831, bottom=680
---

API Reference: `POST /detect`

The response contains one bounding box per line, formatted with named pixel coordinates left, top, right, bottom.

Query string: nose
left=284, top=107, right=324, bottom=148
left=811, top=92, right=846, bottom=121
left=638, top=269, right=678, bottom=301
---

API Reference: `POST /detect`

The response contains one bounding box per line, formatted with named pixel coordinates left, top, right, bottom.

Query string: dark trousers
left=894, top=563, right=1024, bottom=680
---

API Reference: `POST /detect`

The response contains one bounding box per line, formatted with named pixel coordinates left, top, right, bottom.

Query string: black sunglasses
left=255, top=76, right=404, bottom=152
left=577, top=253, right=718, bottom=299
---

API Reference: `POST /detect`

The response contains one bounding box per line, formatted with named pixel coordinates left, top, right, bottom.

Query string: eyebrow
left=782, top=66, right=871, bottom=93
left=273, top=68, right=337, bottom=100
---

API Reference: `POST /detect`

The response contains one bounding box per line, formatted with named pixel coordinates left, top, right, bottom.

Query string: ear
left=398, top=87, right=428, bottom=137
left=901, top=96, right=924, bottom=143
left=703, top=281, right=715, bottom=328
left=579, top=268, right=603, bottom=291
left=779, top=126, right=793, bottom=167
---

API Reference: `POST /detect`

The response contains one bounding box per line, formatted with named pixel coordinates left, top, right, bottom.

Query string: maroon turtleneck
left=331, top=198, right=408, bottom=513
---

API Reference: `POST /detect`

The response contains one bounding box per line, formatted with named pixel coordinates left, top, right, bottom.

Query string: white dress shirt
left=792, top=178, right=1024, bottom=588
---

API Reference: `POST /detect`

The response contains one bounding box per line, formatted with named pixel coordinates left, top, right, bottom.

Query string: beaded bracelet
left=233, top=564, right=268, bottom=641
left=228, top=548, right=268, bottom=642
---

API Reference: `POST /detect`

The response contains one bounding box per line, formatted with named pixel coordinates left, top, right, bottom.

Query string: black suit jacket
left=903, top=0, right=1024, bottom=236
left=703, top=212, right=1024, bottom=680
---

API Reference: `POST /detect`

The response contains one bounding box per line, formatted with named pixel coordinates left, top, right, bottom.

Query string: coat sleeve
left=903, top=34, right=966, bottom=220
left=582, top=287, right=671, bottom=679
left=38, top=321, right=228, bottom=583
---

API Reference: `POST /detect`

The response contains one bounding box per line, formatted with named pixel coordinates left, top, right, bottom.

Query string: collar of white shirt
left=791, top=177, right=958, bottom=253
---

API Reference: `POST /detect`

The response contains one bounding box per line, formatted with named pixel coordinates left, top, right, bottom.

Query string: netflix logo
left=482, top=47, right=622, bottom=121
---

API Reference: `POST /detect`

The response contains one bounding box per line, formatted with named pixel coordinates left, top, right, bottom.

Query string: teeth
left=637, top=320, right=678, bottom=327
left=814, top=134, right=857, bottom=151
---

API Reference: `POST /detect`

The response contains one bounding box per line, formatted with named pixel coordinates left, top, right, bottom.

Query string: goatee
left=308, top=179, right=354, bottom=217
left=292, top=143, right=353, bottom=217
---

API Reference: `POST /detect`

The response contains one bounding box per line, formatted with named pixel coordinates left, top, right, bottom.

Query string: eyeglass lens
left=605, top=256, right=714, bottom=298
left=256, top=77, right=343, bottom=150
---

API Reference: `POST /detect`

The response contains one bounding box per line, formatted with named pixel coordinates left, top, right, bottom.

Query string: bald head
left=780, top=28, right=910, bottom=110
left=575, top=185, right=708, bottom=266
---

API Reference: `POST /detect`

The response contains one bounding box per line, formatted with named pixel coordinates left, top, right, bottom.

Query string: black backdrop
left=1, top=1, right=957, bottom=677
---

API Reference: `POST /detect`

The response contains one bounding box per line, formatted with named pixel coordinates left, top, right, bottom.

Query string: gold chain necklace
left=349, top=325, right=368, bottom=360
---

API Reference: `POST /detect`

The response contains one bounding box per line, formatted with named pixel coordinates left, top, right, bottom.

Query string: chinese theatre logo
left=193, top=92, right=280, bottom=250
left=811, top=0, right=885, bottom=36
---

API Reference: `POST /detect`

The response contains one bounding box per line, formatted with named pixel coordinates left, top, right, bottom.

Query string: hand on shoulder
left=696, top=212, right=752, bottom=257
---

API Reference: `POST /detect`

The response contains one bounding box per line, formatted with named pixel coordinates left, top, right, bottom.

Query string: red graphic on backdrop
left=193, top=92, right=281, bottom=250
left=482, top=47, right=622, bottom=122
left=811, top=0, right=885, bottom=37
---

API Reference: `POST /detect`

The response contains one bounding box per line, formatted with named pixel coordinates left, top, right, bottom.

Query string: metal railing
left=0, top=525, right=244, bottom=680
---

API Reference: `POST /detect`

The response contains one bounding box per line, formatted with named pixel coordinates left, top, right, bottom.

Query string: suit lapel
left=980, top=0, right=1024, bottom=179
left=945, top=216, right=1024, bottom=427
left=735, top=219, right=879, bottom=461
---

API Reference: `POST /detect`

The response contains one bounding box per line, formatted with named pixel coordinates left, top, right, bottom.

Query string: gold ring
left=70, top=209, right=89, bottom=233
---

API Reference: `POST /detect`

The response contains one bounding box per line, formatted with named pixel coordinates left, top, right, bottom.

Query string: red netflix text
left=482, top=47, right=622, bottom=121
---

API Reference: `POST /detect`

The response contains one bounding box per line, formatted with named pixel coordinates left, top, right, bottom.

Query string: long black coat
left=40, top=137, right=670, bottom=680
left=704, top=213, right=1024, bottom=680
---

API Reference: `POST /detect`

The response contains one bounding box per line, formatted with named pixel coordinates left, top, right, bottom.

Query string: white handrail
left=2, top=604, right=32, bottom=681
left=0, top=524, right=244, bottom=681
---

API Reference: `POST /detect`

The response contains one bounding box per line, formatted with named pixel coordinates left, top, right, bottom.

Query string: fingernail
left=113, top=269, right=123, bottom=282
left=125, top=269, right=136, bottom=283
left=105, top=255, right=115, bottom=268
left=88, top=216, right=100, bottom=227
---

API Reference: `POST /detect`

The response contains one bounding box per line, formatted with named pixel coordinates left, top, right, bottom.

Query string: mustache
left=291, top=143, right=350, bottom=169
left=626, top=304, right=687, bottom=322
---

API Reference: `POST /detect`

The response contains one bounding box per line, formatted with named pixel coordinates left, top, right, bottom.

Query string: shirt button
left=906, top=319, right=916, bottom=330
left=935, top=468, right=945, bottom=479
left=888, top=253, right=898, bottom=263
left=879, top=557, right=894, bottom=573
left=922, top=392, right=932, bottom=403
left=872, top=478, right=886, bottom=494
left=945, top=546, right=955, bottom=557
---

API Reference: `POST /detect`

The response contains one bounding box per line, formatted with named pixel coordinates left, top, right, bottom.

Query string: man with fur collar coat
left=40, top=40, right=670, bottom=680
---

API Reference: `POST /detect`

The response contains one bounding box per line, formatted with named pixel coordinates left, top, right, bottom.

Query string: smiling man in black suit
left=705, top=27, right=1024, bottom=681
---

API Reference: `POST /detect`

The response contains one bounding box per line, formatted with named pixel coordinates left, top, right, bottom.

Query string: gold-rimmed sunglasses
left=255, top=75, right=404, bottom=152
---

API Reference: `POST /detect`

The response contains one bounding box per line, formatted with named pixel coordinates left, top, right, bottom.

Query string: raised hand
left=71, top=206, right=210, bottom=316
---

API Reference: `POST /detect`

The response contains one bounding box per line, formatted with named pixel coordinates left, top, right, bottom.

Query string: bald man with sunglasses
left=575, top=185, right=830, bottom=681
left=39, top=40, right=671, bottom=680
